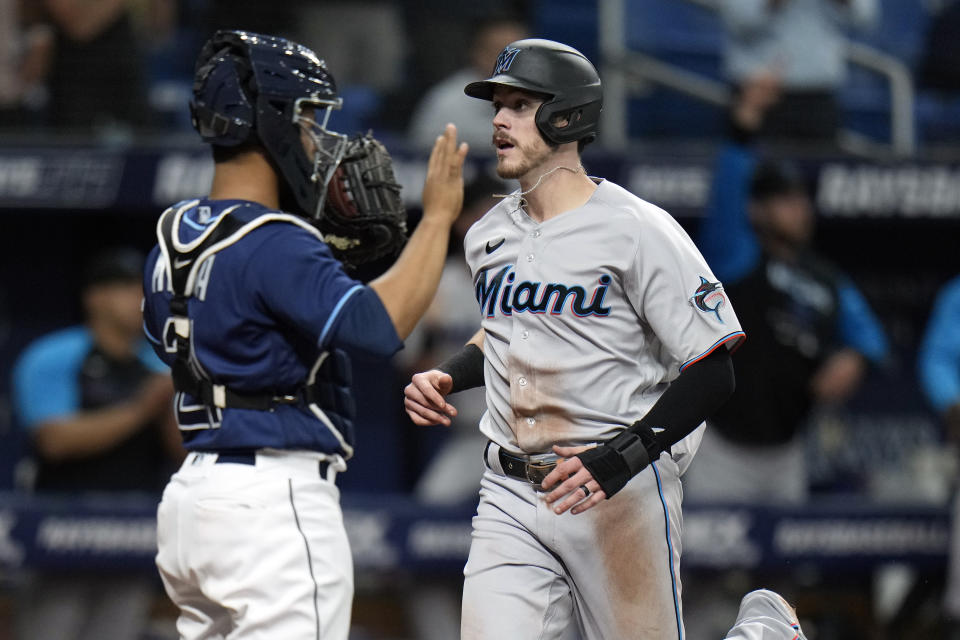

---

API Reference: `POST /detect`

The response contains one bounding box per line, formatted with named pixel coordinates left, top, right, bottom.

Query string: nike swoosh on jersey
left=174, top=258, right=192, bottom=269
left=485, top=238, right=506, bottom=254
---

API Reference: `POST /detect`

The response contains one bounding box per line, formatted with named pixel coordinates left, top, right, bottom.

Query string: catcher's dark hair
left=749, top=159, right=806, bottom=202
left=211, top=139, right=265, bottom=164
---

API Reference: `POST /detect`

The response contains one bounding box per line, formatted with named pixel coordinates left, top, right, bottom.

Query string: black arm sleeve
left=577, top=346, right=735, bottom=497
left=637, top=346, right=736, bottom=454
left=437, top=343, right=485, bottom=393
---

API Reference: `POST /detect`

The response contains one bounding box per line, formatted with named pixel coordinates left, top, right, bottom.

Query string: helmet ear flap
left=191, top=47, right=257, bottom=147
left=548, top=108, right=582, bottom=130
left=536, top=96, right=601, bottom=145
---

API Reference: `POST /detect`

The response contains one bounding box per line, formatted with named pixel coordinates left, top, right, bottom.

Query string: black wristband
left=625, top=420, right=666, bottom=460
left=576, top=423, right=662, bottom=499
left=436, top=343, right=484, bottom=393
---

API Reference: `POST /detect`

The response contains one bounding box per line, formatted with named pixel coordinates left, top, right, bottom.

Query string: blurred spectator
left=919, top=274, right=960, bottom=446
left=685, top=76, right=889, bottom=505
left=375, top=1, right=531, bottom=133
left=41, top=0, right=149, bottom=134
left=717, top=0, right=878, bottom=143
left=917, top=0, right=960, bottom=92
left=293, top=2, right=405, bottom=95
left=917, top=274, right=960, bottom=632
left=11, top=247, right=182, bottom=640
left=135, top=0, right=207, bottom=131
left=0, top=0, right=52, bottom=129
left=682, top=75, right=889, bottom=640
left=407, top=15, right=528, bottom=150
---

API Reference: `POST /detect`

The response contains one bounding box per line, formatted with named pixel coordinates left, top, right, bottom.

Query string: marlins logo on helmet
left=494, top=47, right=521, bottom=75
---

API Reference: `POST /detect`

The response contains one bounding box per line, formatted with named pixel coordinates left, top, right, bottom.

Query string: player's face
left=84, top=280, right=146, bottom=338
left=491, top=87, right=553, bottom=180
left=754, top=192, right=815, bottom=247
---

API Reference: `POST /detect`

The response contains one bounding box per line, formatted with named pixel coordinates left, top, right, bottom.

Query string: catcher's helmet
left=190, top=30, right=348, bottom=221
left=464, top=38, right=602, bottom=145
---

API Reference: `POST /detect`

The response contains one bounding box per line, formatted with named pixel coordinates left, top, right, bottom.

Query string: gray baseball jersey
left=460, top=179, right=744, bottom=640
left=464, top=178, right=744, bottom=466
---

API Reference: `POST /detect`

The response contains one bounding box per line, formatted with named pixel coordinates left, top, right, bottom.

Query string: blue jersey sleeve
left=252, top=225, right=400, bottom=356
left=141, top=245, right=171, bottom=363
left=918, top=276, right=960, bottom=413
left=329, top=286, right=403, bottom=358
left=835, top=278, right=889, bottom=365
left=12, top=328, right=91, bottom=429
left=697, top=143, right=762, bottom=284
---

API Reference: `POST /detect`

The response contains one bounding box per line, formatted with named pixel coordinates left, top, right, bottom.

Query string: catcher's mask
left=191, top=30, right=406, bottom=266
left=190, top=30, right=348, bottom=222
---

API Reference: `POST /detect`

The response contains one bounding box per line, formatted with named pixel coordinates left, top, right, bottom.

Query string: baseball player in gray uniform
left=405, top=39, right=745, bottom=639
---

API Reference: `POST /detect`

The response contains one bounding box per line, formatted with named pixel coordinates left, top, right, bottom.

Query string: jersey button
left=521, top=330, right=529, bottom=339
left=532, top=230, right=541, bottom=238
left=526, top=417, right=536, bottom=425
left=518, top=376, right=527, bottom=386
left=526, top=254, right=534, bottom=262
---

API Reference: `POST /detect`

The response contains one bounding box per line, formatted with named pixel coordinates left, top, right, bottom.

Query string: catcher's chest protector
left=156, top=204, right=328, bottom=410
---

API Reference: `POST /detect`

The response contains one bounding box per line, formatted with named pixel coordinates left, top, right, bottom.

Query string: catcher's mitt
left=320, top=132, right=407, bottom=268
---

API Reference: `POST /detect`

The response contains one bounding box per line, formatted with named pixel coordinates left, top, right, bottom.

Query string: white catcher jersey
left=464, top=179, right=744, bottom=462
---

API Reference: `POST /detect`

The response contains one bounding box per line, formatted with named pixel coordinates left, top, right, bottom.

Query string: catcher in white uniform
left=405, top=39, right=745, bottom=640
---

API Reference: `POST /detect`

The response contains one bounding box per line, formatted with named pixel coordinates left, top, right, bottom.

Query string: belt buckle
left=525, top=460, right=556, bottom=485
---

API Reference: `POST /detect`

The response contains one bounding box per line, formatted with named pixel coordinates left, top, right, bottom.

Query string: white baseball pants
left=156, top=450, right=351, bottom=639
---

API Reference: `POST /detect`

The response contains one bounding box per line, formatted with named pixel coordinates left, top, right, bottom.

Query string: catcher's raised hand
left=421, top=124, right=468, bottom=226
left=404, top=369, right=459, bottom=426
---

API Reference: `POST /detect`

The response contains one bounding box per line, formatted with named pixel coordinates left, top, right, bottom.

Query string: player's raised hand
left=404, top=369, right=459, bottom=427
left=541, top=444, right=606, bottom=515
left=421, top=124, right=468, bottom=226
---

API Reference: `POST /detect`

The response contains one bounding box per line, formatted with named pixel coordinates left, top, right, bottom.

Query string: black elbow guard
left=576, top=422, right=663, bottom=498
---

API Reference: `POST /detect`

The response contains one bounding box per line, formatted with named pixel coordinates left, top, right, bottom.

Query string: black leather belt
left=215, top=452, right=330, bottom=477
left=486, top=442, right=558, bottom=485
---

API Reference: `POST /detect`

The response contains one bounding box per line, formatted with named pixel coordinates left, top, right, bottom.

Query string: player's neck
left=519, top=160, right=596, bottom=223
left=209, top=150, right=280, bottom=210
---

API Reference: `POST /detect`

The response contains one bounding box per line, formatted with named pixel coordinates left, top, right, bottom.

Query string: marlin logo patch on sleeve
left=691, top=276, right=726, bottom=323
